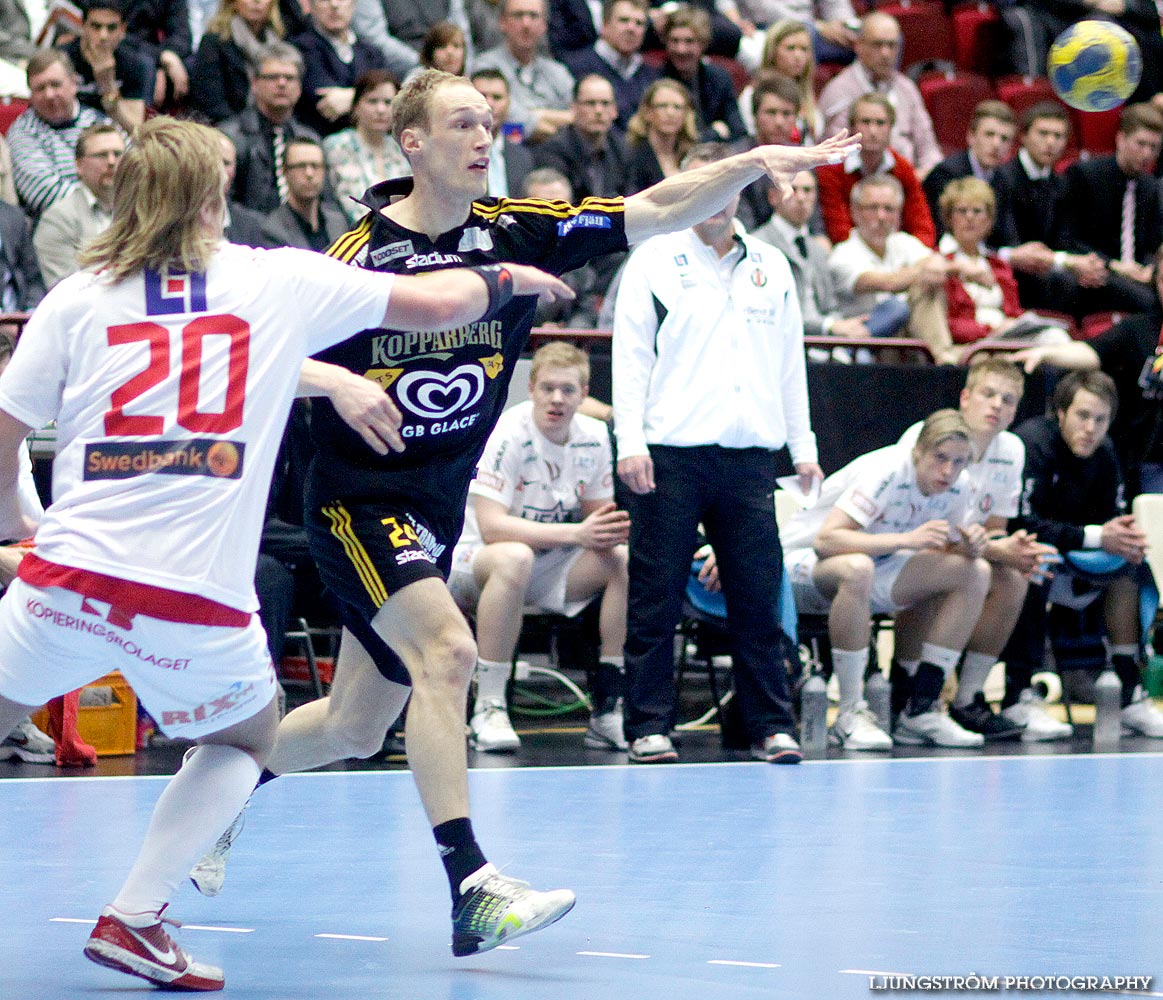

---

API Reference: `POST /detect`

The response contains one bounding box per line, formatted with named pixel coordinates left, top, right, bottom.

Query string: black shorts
left=305, top=499, right=454, bottom=685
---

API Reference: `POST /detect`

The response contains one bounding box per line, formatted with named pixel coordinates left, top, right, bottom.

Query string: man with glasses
left=222, top=42, right=323, bottom=213
left=33, top=123, right=123, bottom=289
left=533, top=75, right=629, bottom=199
left=260, top=137, right=349, bottom=250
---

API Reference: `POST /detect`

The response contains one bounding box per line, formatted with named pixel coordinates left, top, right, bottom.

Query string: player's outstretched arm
left=623, top=131, right=862, bottom=244
left=0, top=408, right=37, bottom=542
left=381, top=264, right=574, bottom=332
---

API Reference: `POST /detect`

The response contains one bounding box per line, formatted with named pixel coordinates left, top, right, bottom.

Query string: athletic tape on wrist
left=472, top=265, right=514, bottom=316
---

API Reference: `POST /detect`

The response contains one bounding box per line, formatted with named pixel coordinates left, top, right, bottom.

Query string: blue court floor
left=2, top=754, right=1161, bottom=999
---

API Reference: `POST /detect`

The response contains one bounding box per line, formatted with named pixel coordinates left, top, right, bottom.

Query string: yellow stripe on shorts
left=322, top=502, right=389, bottom=607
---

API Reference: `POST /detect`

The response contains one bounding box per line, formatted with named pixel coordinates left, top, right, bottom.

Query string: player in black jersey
left=192, top=69, right=862, bottom=958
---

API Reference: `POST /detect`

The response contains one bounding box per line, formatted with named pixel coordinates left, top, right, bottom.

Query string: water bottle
left=800, top=672, right=828, bottom=756
left=1093, top=668, right=1122, bottom=745
left=865, top=668, right=892, bottom=732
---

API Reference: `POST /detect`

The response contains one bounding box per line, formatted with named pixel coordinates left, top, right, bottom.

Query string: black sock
left=890, top=659, right=911, bottom=718
left=256, top=768, right=279, bottom=787
left=434, top=817, right=488, bottom=903
left=589, top=662, right=624, bottom=714
left=907, top=663, right=946, bottom=717
left=1112, top=654, right=1141, bottom=708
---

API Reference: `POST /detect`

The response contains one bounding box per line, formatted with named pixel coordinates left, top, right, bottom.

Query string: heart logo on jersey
left=396, top=365, right=486, bottom=419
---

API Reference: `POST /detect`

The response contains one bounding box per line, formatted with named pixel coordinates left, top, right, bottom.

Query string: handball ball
left=1048, top=20, right=1142, bottom=113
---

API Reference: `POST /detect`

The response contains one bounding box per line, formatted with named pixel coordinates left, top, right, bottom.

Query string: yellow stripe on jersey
left=471, top=196, right=625, bottom=222
left=322, top=502, right=389, bottom=607
left=326, top=214, right=373, bottom=263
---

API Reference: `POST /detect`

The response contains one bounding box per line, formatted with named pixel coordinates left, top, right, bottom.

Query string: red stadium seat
left=951, top=2, right=1003, bottom=75
left=1074, top=107, right=1120, bottom=155
left=917, top=70, right=993, bottom=155
left=0, top=97, right=28, bottom=135
left=877, top=1, right=954, bottom=72
left=994, top=74, right=1060, bottom=118
left=1078, top=312, right=1125, bottom=339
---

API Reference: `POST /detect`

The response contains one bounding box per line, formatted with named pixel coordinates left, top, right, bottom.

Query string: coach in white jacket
left=613, top=141, right=822, bottom=765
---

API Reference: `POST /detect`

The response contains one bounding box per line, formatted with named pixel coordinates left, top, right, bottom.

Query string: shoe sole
left=83, top=939, right=224, bottom=991
left=583, top=731, right=628, bottom=751
left=468, top=736, right=521, bottom=753
left=755, top=749, right=803, bottom=764
left=829, top=732, right=893, bottom=752
left=1018, top=727, right=1073, bottom=742
left=628, top=750, right=678, bottom=763
left=895, top=731, right=983, bottom=748
left=453, top=893, right=576, bottom=957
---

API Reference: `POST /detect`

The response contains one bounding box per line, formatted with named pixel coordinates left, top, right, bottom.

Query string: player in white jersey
left=0, top=117, right=571, bottom=992
left=781, top=409, right=992, bottom=750
left=448, top=343, right=629, bottom=753
left=894, top=359, right=1064, bottom=741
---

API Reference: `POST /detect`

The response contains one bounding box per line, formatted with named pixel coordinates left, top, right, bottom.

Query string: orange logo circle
left=206, top=441, right=240, bottom=478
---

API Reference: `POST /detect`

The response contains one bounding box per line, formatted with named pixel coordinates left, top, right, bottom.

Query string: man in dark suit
left=549, top=0, right=600, bottom=59
left=0, top=200, right=45, bottom=318
left=216, top=130, right=272, bottom=248
left=1058, top=102, right=1163, bottom=315
left=659, top=4, right=746, bottom=143
left=562, top=0, right=658, bottom=130
left=221, top=42, right=323, bottom=214
left=532, top=75, right=630, bottom=199
left=922, top=100, right=1015, bottom=241
left=471, top=68, right=534, bottom=198
left=990, top=101, right=1106, bottom=316
left=259, top=138, right=349, bottom=251
left=292, top=0, right=388, bottom=137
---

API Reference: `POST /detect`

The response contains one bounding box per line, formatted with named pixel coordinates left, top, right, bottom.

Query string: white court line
left=577, top=950, right=651, bottom=960
left=50, top=918, right=96, bottom=925
left=708, top=959, right=780, bottom=969
left=496, top=945, right=520, bottom=950
left=182, top=925, right=254, bottom=934
left=315, top=934, right=388, bottom=942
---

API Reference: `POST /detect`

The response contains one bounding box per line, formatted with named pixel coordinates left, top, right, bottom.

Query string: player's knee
left=966, top=556, right=992, bottom=598
left=491, top=542, right=536, bottom=585
left=603, top=544, right=629, bottom=583
left=990, top=564, right=1028, bottom=607
left=836, top=553, right=875, bottom=595
left=413, top=623, right=478, bottom=691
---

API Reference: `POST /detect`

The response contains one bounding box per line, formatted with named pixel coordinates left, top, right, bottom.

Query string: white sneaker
left=1001, top=689, right=1074, bottom=742
left=469, top=700, right=520, bottom=752
left=627, top=733, right=678, bottom=763
left=830, top=702, right=893, bottom=750
left=0, top=716, right=55, bottom=763
left=895, top=706, right=984, bottom=747
left=1121, top=687, right=1163, bottom=738
left=584, top=699, right=627, bottom=750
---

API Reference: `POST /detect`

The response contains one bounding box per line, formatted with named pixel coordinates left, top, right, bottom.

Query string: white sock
left=473, top=658, right=512, bottom=711
left=954, top=651, right=996, bottom=708
left=920, top=642, right=961, bottom=674
left=1111, top=644, right=1138, bottom=659
left=600, top=655, right=625, bottom=669
left=832, top=647, right=869, bottom=713
left=897, top=658, right=920, bottom=676
left=112, top=744, right=261, bottom=916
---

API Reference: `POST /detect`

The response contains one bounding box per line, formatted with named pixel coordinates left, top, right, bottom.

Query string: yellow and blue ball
left=1048, top=20, right=1141, bottom=113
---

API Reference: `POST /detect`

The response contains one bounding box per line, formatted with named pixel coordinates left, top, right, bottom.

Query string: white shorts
left=0, top=579, right=277, bottom=740
left=448, top=543, right=591, bottom=618
left=785, top=548, right=914, bottom=616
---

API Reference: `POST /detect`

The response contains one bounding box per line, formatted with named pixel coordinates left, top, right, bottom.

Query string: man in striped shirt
left=8, top=49, right=111, bottom=218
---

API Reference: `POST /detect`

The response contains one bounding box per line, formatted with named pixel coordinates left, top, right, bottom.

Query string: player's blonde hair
left=79, top=117, right=225, bottom=283
left=530, top=341, right=590, bottom=387
left=914, top=409, right=972, bottom=456
left=392, top=68, right=465, bottom=149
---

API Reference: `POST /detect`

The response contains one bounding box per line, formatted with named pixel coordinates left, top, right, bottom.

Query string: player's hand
left=755, top=129, right=862, bottom=202
left=618, top=453, right=655, bottom=494
left=695, top=544, right=721, bottom=592
left=576, top=502, right=630, bottom=549
left=951, top=522, right=988, bottom=558
left=326, top=369, right=405, bottom=455
left=908, top=519, right=951, bottom=550
left=502, top=264, right=575, bottom=303
left=794, top=461, right=823, bottom=497
left=1101, top=514, right=1148, bottom=564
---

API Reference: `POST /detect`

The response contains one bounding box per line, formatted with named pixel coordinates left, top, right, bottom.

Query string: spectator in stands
left=736, top=0, right=856, bottom=62
left=0, top=197, right=43, bottom=318
left=471, top=67, right=533, bottom=197
left=624, top=77, right=698, bottom=192
left=739, top=19, right=821, bottom=141
left=190, top=0, right=284, bottom=123
left=990, top=102, right=1106, bottom=317
left=222, top=42, right=323, bottom=213
left=216, top=128, right=268, bottom=246
left=532, top=74, right=628, bottom=199
left=65, top=0, right=150, bottom=134
left=893, top=360, right=1058, bottom=742
left=659, top=4, right=746, bottom=143
left=323, top=69, right=409, bottom=222
left=816, top=93, right=935, bottom=247
left=562, top=0, right=656, bottom=131
left=346, top=0, right=421, bottom=82
left=377, top=0, right=496, bottom=55
left=751, top=169, right=871, bottom=353
left=548, top=0, right=599, bottom=59
left=414, top=19, right=466, bottom=78
left=0, top=0, right=36, bottom=78
left=259, top=136, right=348, bottom=249
left=939, top=177, right=1071, bottom=350
left=782, top=409, right=990, bottom=749
left=9, top=50, right=111, bottom=219
left=1058, top=102, right=1163, bottom=316
left=828, top=174, right=953, bottom=359
left=819, top=10, right=942, bottom=178
left=1000, top=370, right=1163, bottom=738
left=448, top=342, right=629, bottom=753
left=736, top=73, right=801, bottom=229
left=123, top=0, right=192, bottom=107
left=292, top=0, right=388, bottom=137
left=613, top=142, right=814, bottom=765
left=472, top=0, right=574, bottom=143
left=1013, top=251, right=1163, bottom=497
left=923, top=100, right=1016, bottom=240
left=32, top=123, right=121, bottom=289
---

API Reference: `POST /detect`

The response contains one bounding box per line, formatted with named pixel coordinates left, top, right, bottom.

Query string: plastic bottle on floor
left=1093, top=669, right=1121, bottom=745
left=801, top=673, right=828, bottom=756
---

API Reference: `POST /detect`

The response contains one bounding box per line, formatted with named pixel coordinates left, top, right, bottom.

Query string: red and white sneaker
left=83, top=905, right=224, bottom=991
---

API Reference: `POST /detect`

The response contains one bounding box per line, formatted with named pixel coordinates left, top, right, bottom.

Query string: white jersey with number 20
left=0, top=243, right=394, bottom=611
